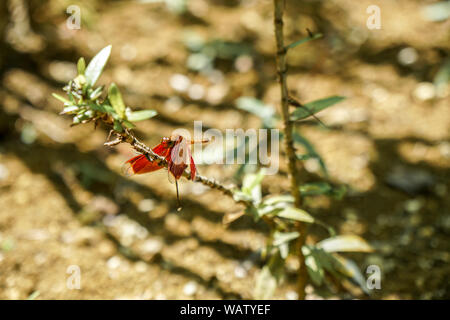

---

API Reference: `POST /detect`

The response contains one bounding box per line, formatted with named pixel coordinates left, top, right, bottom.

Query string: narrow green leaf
left=334, top=254, right=370, bottom=294
left=257, top=203, right=285, bottom=217
left=232, top=190, right=253, bottom=203
left=108, top=83, right=126, bottom=119
left=52, top=93, right=70, bottom=104
left=27, top=290, right=40, bottom=300
left=317, top=235, right=373, bottom=253
left=113, top=120, right=123, bottom=132
left=254, top=253, right=284, bottom=299
left=77, top=57, right=86, bottom=75
left=286, top=33, right=323, bottom=49
left=302, top=246, right=324, bottom=286
left=242, top=169, right=265, bottom=204
left=126, top=110, right=157, bottom=122
left=293, top=132, right=328, bottom=176
left=263, top=194, right=294, bottom=206
left=290, top=96, right=345, bottom=121
left=89, top=86, right=104, bottom=100
left=299, top=182, right=333, bottom=196
left=273, top=231, right=300, bottom=246
left=254, top=265, right=277, bottom=299
left=85, top=45, right=112, bottom=87
left=276, top=207, right=314, bottom=223
left=59, top=106, right=79, bottom=115
left=296, top=154, right=316, bottom=161
left=122, top=120, right=136, bottom=129
left=310, top=248, right=341, bottom=278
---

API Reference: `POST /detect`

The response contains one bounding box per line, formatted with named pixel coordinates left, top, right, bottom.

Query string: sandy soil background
left=0, top=0, right=449, bottom=299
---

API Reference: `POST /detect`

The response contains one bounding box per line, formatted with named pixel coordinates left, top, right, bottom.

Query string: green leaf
left=126, top=110, right=157, bottom=122
left=263, top=194, right=294, bottom=206
left=276, top=207, right=314, bottom=223
left=89, top=86, right=104, bottom=100
left=85, top=45, right=112, bottom=87
left=310, top=248, right=341, bottom=278
left=108, top=83, right=126, bottom=119
left=52, top=93, right=70, bottom=104
left=27, top=290, right=40, bottom=300
left=77, top=57, right=86, bottom=75
left=254, top=253, right=284, bottom=299
left=286, top=33, right=323, bottom=49
left=232, top=190, right=253, bottom=203
left=273, top=231, right=300, bottom=246
left=302, top=246, right=324, bottom=286
left=300, top=182, right=333, bottom=196
left=290, top=96, right=345, bottom=121
left=242, top=169, right=265, bottom=204
left=317, top=235, right=373, bottom=253
left=59, top=105, right=79, bottom=115
left=296, top=154, right=316, bottom=161
left=113, top=120, right=123, bottom=132
left=254, top=265, right=277, bottom=299
left=293, top=132, right=328, bottom=176
left=334, top=254, right=370, bottom=294
left=257, top=203, right=285, bottom=217
left=122, top=120, right=136, bottom=129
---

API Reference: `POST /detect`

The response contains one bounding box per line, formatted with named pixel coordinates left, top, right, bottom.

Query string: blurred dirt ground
left=0, top=0, right=449, bottom=299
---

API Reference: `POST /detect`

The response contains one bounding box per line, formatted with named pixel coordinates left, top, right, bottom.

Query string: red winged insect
left=122, top=135, right=208, bottom=210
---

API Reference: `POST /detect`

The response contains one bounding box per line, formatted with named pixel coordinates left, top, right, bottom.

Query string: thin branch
left=273, top=0, right=308, bottom=300
left=104, top=129, right=253, bottom=207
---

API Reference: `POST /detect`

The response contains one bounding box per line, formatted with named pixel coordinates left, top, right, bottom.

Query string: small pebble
left=164, top=96, right=183, bottom=112
left=188, top=84, right=205, bottom=100
left=285, top=290, right=299, bottom=300
left=234, top=265, right=247, bottom=279
left=170, top=74, right=191, bottom=92
left=183, top=281, right=197, bottom=296
left=107, top=256, right=121, bottom=270
left=413, top=82, right=435, bottom=101
left=235, top=55, right=253, bottom=73
left=397, top=47, right=418, bottom=66
left=120, top=44, right=137, bottom=61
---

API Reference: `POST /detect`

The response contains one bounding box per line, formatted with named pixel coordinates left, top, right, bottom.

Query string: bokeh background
left=0, top=0, right=449, bottom=299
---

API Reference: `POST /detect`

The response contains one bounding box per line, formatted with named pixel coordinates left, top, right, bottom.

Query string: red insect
left=122, top=135, right=206, bottom=210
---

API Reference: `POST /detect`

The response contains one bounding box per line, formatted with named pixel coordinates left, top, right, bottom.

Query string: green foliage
left=126, top=109, right=158, bottom=122
left=276, top=207, right=315, bottom=223
left=286, top=33, right=323, bottom=50
left=299, top=182, right=347, bottom=199
left=290, top=96, right=345, bottom=121
left=52, top=45, right=157, bottom=131
left=254, top=252, right=284, bottom=299
left=317, top=235, right=373, bottom=253
left=85, top=45, right=111, bottom=87
left=77, top=57, right=86, bottom=76
left=108, top=83, right=126, bottom=119
left=293, top=132, right=328, bottom=177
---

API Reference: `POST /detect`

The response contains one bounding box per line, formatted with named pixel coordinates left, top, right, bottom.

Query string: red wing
left=153, top=142, right=171, bottom=158
left=168, top=138, right=188, bottom=180
left=189, top=156, right=196, bottom=181
left=122, top=154, right=162, bottom=176
left=122, top=141, right=171, bottom=176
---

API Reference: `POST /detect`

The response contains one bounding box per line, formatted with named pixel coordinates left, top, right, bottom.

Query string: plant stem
left=104, top=129, right=253, bottom=207
left=273, top=0, right=308, bottom=300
